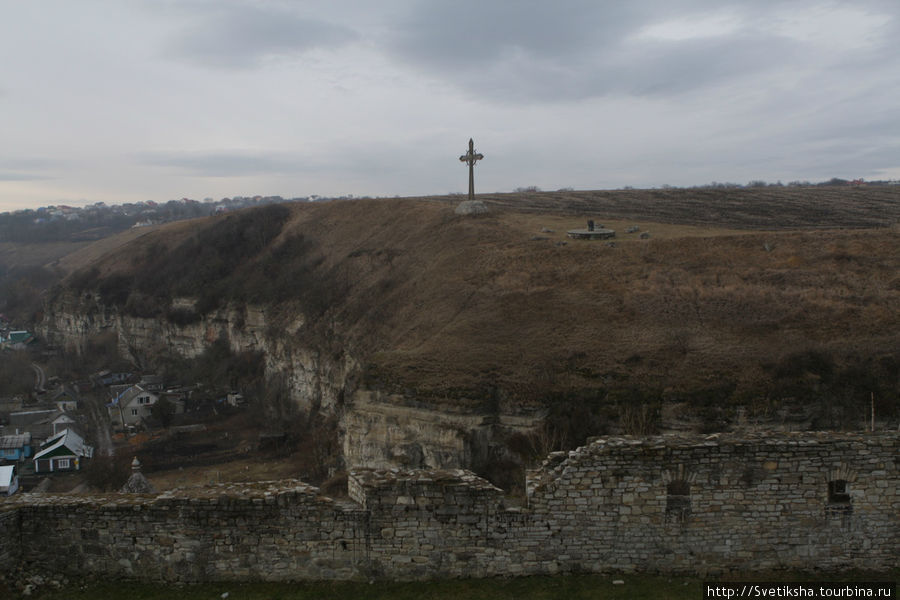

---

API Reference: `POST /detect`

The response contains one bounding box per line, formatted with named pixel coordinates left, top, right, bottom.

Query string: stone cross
left=459, top=138, right=484, bottom=200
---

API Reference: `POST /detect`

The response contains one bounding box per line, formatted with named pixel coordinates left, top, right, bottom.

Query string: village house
left=8, top=408, right=78, bottom=442
left=159, top=387, right=190, bottom=415
left=0, top=432, right=32, bottom=462
left=0, top=464, right=18, bottom=495
left=0, top=330, right=35, bottom=349
left=108, top=384, right=159, bottom=429
left=8, top=408, right=57, bottom=430
left=94, top=370, right=133, bottom=386
left=32, top=428, right=93, bottom=473
left=51, top=385, right=80, bottom=412
left=138, top=374, right=164, bottom=393
left=48, top=412, right=78, bottom=437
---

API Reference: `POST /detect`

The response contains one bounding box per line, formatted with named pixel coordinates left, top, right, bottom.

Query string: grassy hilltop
left=56, top=186, right=900, bottom=432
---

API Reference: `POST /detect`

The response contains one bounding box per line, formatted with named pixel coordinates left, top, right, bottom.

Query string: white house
left=0, top=464, right=18, bottom=495
left=50, top=412, right=78, bottom=436
left=107, top=384, right=159, bottom=428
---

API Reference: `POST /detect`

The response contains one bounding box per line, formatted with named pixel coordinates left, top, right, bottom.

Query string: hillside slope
left=47, top=188, right=899, bottom=433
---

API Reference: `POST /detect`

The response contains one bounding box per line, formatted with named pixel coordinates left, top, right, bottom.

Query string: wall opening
left=827, top=479, right=852, bottom=515
left=665, top=480, right=691, bottom=523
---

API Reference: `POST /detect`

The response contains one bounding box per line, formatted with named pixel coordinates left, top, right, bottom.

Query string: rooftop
left=0, top=432, right=31, bottom=450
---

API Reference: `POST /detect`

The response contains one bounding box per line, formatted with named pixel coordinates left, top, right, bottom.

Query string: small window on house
left=57, top=458, right=70, bottom=469
left=131, top=408, right=139, bottom=416
left=666, top=480, right=691, bottom=523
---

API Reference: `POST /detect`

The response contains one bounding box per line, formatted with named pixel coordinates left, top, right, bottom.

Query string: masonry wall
left=0, top=432, right=897, bottom=582
left=12, top=482, right=369, bottom=582
left=0, top=508, right=19, bottom=570
left=522, top=432, right=898, bottom=573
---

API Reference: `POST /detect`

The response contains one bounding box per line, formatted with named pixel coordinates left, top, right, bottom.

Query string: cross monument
left=459, top=138, right=484, bottom=200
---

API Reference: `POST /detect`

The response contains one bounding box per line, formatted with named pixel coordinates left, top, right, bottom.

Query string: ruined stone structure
left=1, top=432, right=896, bottom=582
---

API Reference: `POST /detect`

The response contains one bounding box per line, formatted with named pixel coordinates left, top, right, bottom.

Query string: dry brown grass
left=145, top=456, right=304, bottom=491
left=0, top=241, right=92, bottom=270
left=53, top=226, right=163, bottom=275
left=60, top=188, right=900, bottom=422
left=278, top=200, right=897, bottom=406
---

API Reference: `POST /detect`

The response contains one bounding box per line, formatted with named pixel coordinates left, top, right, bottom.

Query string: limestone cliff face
left=38, top=293, right=538, bottom=471
left=38, top=292, right=353, bottom=414
left=341, top=390, right=543, bottom=470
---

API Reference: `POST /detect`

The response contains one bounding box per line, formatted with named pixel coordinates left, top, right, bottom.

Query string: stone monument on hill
left=459, top=138, right=484, bottom=201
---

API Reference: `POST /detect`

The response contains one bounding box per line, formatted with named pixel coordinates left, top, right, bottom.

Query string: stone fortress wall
left=0, top=432, right=896, bottom=582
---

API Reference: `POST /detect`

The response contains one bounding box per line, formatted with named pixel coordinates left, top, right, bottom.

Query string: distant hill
left=46, top=186, right=899, bottom=433
left=0, top=195, right=303, bottom=323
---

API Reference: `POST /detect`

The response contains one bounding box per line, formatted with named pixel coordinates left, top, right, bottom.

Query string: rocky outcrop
left=341, top=390, right=543, bottom=470
left=38, top=293, right=353, bottom=414
left=39, top=293, right=535, bottom=471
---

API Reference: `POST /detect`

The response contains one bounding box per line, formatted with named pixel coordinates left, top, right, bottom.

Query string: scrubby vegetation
left=0, top=350, right=35, bottom=397
left=44, top=188, right=900, bottom=466
left=0, top=195, right=296, bottom=244
left=0, top=264, right=58, bottom=323
left=69, top=204, right=296, bottom=317
left=128, top=339, right=343, bottom=486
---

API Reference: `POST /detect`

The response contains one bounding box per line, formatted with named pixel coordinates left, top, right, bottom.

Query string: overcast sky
left=2, top=0, right=899, bottom=211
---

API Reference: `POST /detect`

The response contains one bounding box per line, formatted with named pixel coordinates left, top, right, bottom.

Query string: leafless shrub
left=619, top=402, right=659, bottom=435
left=84, top=452, right=133, bottom=492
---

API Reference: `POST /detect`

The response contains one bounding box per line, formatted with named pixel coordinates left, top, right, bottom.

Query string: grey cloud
left=137, top=150, right=297, bottom=177
left=410, top=33, right=804, bottom=103
left=604, top=34, right=805, bottom=96
left=389, top=1, right=659, bottom=82
left=0, top=172, right=51, bottom=181
left=163, top=3, right=358, bottom=68
left=784, top=140, right=900, bottom=181
left=0, top=157, right=61, bottom=180
left=387, top=0, right=896, bottom=103
left=391, top=2, right=642, bottom=68
left=2, top=157, right=63, bottom=170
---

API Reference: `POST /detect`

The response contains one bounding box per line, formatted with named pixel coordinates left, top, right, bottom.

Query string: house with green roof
left=1, top=330, right=35, bottom=349
left=32, top=429, right=93, bottom=473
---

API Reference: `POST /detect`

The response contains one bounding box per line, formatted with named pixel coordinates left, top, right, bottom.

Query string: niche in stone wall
left=662, top=464, right=696, bottom=525
left=825, top=465, right=856, bottom=517
left=826, top=479, right=852, bottom=515
left=665, top=480, right=692, bottom=523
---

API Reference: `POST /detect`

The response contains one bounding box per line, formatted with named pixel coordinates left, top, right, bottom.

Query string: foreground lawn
left=33, top=575, right=697, bottom=600
left=31, top=572, right=897, bottom=600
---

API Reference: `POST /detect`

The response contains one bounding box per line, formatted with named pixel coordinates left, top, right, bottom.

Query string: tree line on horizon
left=3, top=176, right=897, bottom=245
left=512, top=177, right=897, bottom=193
